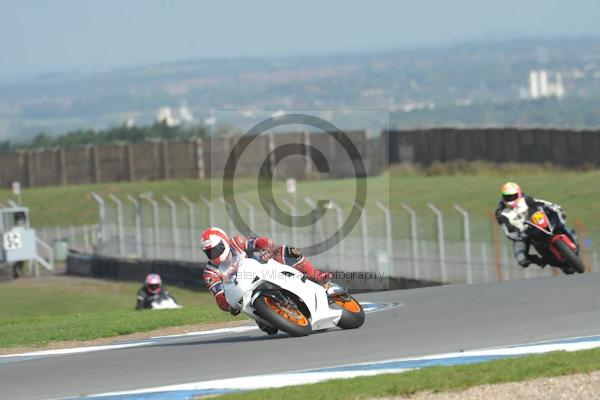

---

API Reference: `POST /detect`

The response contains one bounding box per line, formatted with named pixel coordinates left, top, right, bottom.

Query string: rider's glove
left=288, top=247, right=302, bottom=259
left=258, top=248, right=271, bottom=264
left=229, top=307, right=241, bottom=316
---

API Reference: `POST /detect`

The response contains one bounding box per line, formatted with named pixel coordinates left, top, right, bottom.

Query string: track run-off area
left=2, top=273, right=600, bottom=399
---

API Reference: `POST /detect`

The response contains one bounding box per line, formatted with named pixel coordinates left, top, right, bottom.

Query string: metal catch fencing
left=83, top=192, right=600, bottom=287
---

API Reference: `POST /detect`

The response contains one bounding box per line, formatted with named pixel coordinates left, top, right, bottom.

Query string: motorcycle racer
left=200, top=227, right=332, bottom=334
left=135, top=273, right=176, bottom=310
left=495, top=182, right=577, bottom=269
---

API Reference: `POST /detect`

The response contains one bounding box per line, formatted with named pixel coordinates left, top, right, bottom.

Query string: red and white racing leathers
left=202, top=235, right=331, bottom=312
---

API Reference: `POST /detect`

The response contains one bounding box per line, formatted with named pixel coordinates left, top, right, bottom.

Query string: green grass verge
left=0, top=307, right=240, bottom=348
left=0, top=277, right=246, bottom=348
left=218, top=348, right=600, bottom=400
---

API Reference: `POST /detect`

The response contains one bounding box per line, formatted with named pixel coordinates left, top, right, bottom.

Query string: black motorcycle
left=524, top=205, right=584, bottom=274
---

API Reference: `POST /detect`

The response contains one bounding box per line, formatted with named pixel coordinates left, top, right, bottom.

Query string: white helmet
left=201, top=227, right=231, bottom=265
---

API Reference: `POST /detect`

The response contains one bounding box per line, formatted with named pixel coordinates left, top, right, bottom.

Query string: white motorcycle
left=150, top=294, right=182, bottom=310
left=219, top=253, right=364, bottom=337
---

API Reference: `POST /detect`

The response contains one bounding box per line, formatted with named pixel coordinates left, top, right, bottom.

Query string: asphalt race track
left=2, top=273, right=600, bottom=399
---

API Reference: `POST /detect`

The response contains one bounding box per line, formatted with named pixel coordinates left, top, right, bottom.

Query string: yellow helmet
left=500, top=182, right=523, bottom=208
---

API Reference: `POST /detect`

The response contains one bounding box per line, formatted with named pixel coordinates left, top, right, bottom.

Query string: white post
left=453, top=203, right=472, bottom=284
left=428, top=202, right=447, bottom=283
left=200, top=196, right=214, bottom=227
left=355, top=201, right=370, bottom=274
left=327, top=201, right=345, bottom=264
left=377, top=201, right=393, bottom=277
left=83, top=224, right=90, bottom=253
left=269, top=203, right=277, bottom=239
left=401, top=202, right=420, bottom=280
left=304, top=197, right=325, bottom=243
left=108, top=194, right=125, bottom=256
left=140, top=194, right=160, bottom=259
left=281, top=198, right=297, bottom=245
left=126, top=194, right=143, bottom=257
left=219, top=197, right=235, bottom=235
left=90, top=192, right=106, bottom=253
left=164, top=196, right=180, bottom=260
left=181, top=195, right=197, bottom=261
left=69, top=225, right=77, bottom=249
left=241, top=198, right=256, bottom=235
left=268, top=132, right=276, bottom=177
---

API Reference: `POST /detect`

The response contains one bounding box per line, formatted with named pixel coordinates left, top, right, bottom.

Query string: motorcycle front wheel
left=254, top=294, right=312, bottom=337
left=331, top=294, right=365, bottom=329
left=554, top=240, right=585, bottom=274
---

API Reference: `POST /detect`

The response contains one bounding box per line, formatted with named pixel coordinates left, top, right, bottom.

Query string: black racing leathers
left=135, top=287, right=175, bottom=310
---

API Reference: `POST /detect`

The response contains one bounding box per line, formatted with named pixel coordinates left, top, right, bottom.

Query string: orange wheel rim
left=264, top=297, right=309, bottom=326
left=335, top=298, right=362, bottom=313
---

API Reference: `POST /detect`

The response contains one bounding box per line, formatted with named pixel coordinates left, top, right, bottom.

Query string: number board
left=3, top=231, right=23, bottom=251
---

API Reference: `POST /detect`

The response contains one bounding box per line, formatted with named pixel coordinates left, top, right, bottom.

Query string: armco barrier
left=66, top=251, right=439, bottom=291
left=66, top=251, right=207, bottom=288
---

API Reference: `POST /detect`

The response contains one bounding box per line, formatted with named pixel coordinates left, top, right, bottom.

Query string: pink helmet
left=500, top=182, right=523, bottom=209
left=201, top=227, right=231, bottom=266
left=145, top=273, right=162, bottom=295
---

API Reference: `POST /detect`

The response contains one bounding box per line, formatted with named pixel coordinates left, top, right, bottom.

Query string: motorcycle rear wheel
left=254, top=295, right=312, bottom=337
left=554, top=240, right=585, bottom=274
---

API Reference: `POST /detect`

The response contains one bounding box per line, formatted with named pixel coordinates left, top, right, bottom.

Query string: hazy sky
left=2, top=0, right=600, bottom=81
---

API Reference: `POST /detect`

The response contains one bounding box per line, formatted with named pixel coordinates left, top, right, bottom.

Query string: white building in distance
left=156, top=105, right=196, bottom=127
left=529, top=70, right=565, bottom=99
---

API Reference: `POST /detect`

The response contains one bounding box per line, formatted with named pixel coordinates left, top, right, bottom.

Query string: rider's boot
left=527, top=254, right=547, bottom=268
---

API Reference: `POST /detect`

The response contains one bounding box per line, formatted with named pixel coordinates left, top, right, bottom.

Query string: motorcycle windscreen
left=218, top=253, right=242, bottom=284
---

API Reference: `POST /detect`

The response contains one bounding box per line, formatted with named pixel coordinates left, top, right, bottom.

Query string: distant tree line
left=0, top=122, right=207, bottom=153
left=392, top=97, right=600, bottom=129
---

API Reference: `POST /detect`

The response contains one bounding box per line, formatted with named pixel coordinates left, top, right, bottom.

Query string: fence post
left=376, top=201, right=394, bottom=277
left=219, top=197, right=235, bottom=234
left=196, top=138, right=205, bottom=179
left=305, top=197, right=325, bottom=243
left=140, top=194, right=160, bottom=259
left=269, top=203, right=277, bottom=239
left=488, top=211, right=504, bottom=282
left=241, top=198, right=256, bottom=236
left=163, top=196, right=180, bottom=260
left=83, top=224, right=90, bottom=253
left=428, top=202, right=447, bottom=282
left=181, top=195, right=197, bottom=261
left=327, top=201, right=345, bottom=266
left=281, top=198, right=298, bottom=245
left=355, top=201, right=370, bottom=274
left=453, top=203, right=472, bottom=284
left=126, top=194, right=143, bottom=257
left=401, top=202, right=420, bottom=280
left=200, top=196, right=214, bottom=227
left=69, top=225, right=77, bottom=250
left=90, top=192, right=106, bottom=254
left=108, top=194, right=125, bottom=256
left=268, top=132, right=276, bottom=177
